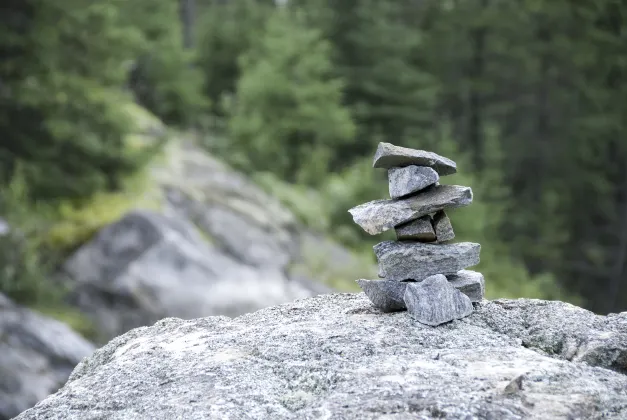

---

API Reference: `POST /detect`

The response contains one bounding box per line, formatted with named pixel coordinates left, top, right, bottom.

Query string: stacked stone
left=348, top=142, right=485, bottom=326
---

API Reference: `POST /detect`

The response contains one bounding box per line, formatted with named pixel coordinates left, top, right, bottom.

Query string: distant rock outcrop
left=15, top=294, right=627, bottom=419
left=60, top=134, right=369, bottom=344
left=0, top=293, right=94, bottom=420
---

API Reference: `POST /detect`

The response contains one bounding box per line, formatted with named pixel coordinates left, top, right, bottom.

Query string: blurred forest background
left=0, top=0, right=626, bottom=316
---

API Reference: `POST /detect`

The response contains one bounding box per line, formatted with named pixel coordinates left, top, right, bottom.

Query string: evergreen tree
left=227, top=7, right=355, bottom=184
left=0, top=0, right=157, bottom=201
left=196, top=0, right=273, bottom=116
left=125, top=0, right=208, bottom=126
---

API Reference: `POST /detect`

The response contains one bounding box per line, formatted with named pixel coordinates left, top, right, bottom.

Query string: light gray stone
left=0, top=293, right=95, bottom=420
left=15, top=294, right=627, bottom=420
left=388, top=165, right=439, bottom=199
left=404, top=274, right=474, bottom=326
left=348, top=185, right=472, bottom=235
left=395, top=216, right=436, bottom=242
left=375, top=241, right=480, bottom=281
left=446, top=270, right=485, bottom=302
left=373, top=142, right=457, bottom=175
left=432, top=210, right=455, bottom=242
left=355, top=279, right=406, bottom=312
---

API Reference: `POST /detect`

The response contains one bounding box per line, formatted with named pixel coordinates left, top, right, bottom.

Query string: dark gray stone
left=375, top=241, right=480, bottom=281
left=432, top=210, right=455, bottom=242
left=395, top=216, right=436, bottom=242
left=348, top=185, right=472, bottom=235
left=373, top=142, right=457, bottom=175
left=358, top=275, right=484, bottom=307
left=446, top=270, right=485, bottom=302
left=14, top=294, right=627, bottom=420
left=404, top=274, right=474, bottom=326
left=355, top=279, right=406, bottom=312
left=0, top=293, right=95, bottom=420
left=388, top=165, right=439, bottom=199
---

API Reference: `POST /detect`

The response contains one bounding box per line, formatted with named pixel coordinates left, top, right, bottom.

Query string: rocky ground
left=14, top=293, right=627, bottom=419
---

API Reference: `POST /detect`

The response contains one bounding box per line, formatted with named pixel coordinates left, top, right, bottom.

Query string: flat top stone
left=16, top=294, right=627, bottom=420
left=348, top=185, right=472, bottom=235
left=373, top=142, right=457, bottom=175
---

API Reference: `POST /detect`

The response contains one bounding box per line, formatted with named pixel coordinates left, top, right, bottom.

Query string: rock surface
left=63, top=210, right=321, bottom=344
left=0, top=293, right=95, bottom=420
left=355, top=279, right=407, bottom=312
left=447, top=270, right=485, bottom=302
left=348, top=184, right=473, bottom=235
left=15, top=294, right=627, bottom=420
left=404, top=274, right=474, bottom=326
left=395, top=216, right=436, bottom=242
left=432, top=210, right=455, bottom=242
left=388, top=165, right=439, bottom=199
left=373, top=142, right=457, bottom=175
left=375, top=241, right=481, bottom=281
left=62, top=137, right=369, bottom=344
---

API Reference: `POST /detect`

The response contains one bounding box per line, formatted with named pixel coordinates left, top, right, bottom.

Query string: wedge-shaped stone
left=373, top=142, right=457, bottom=175
left=446, top=270, right=485, bottom=302
left=348, top=185, right=472, bottom=235
left=375, top=241, right=480, bottom=281
left=388, top=166, right=439, bottom=199
left=404, top=274, right=474, bottom=326
left=395, top=216, right=436, bottom=242
left=432, top=210, right=455, bottom=242
left=356, top=279, right=407, bottom=312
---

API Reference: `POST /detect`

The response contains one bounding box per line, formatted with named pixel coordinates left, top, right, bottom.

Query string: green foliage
left=226, top=8, right=355, bottom=185
left=196, top=0, right=273, bottom=116
left=125, top=0, right=208, bottom=126
left=0, top=169, right=57, bottom=305
left=0, top=0, right=160, bottom=201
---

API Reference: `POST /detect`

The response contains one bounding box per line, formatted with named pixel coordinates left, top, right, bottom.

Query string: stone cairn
left=348, top=142, right=484, bottom=326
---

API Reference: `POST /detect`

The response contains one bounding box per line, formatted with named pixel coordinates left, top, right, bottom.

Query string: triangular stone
left=348, top=185, right=472, bottom=235
left=373, top=142, right=457, bottom=175
left=403, top=274, right=474, bottom=326
left=446, top=270, right=485, bottom=302
left=356, top=279, right=407, bottom=312
left=395, top=216, right=436, bottom=242
left=432, top=210, right=455, bottom=242
left=388, top=166, right=439, bottom=199
left=375, top=241, right=480, bottom=281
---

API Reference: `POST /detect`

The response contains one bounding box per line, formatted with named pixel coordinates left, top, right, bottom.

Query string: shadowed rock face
left=0, top=294, right=95, bottom=420
left=14, top=294, right=627, bottom=420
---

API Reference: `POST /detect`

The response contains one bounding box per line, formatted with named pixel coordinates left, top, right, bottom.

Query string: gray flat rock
left=348, top=185, right=472, bottom=235
left=404, top=274, right=474, bottom=326
left=373, top=142, right=457, bottom=175
left=446, top=270, right=485, bottom=302
left=376, top=241, right=480, bottom=281
left=395, top=215, right=436, bottom=241
left=388, top=166, right=439, bottom=199
left=14, top=294, right=627, bottom=420
left=355, top=279, right=407, bottom=312
left=433, top=210, right=455, bottom=242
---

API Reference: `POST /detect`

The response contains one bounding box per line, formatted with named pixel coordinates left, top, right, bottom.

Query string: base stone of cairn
left=349, top=142, right=485, bottom=326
